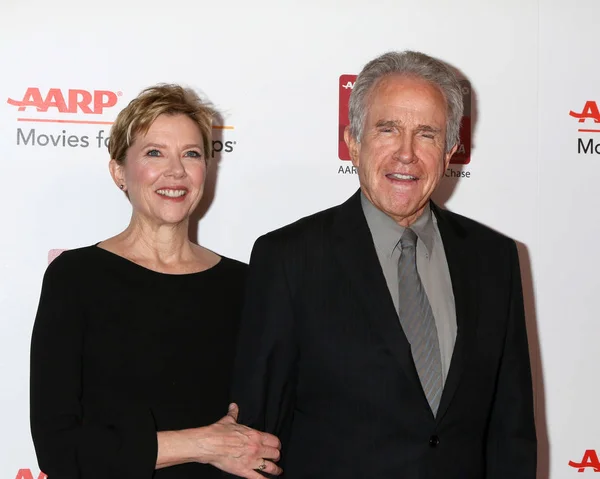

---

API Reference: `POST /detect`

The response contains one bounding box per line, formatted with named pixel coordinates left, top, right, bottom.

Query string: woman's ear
left=109, top=159, right=126, bottom=191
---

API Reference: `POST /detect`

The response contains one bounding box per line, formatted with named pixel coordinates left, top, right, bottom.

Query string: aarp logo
left=8, top=88, right=121, bottom=114
left=569, top=449, right=600, bottom=472
left=570, top=101, right=600, bottom=126
left=15, top=469, right=46, bottom=479
left=6, top=87, right=122, bottom=126
left=338, top=75, right=355, bottom=162
left=569, top=101, right=600, bottom=155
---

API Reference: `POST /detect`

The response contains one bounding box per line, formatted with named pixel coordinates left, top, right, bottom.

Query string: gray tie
left=397, top=228, right=443, bottom=416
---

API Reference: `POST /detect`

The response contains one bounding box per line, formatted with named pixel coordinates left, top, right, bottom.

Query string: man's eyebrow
left=375, top=120, right=400, bottom=128
left=416, top=124, right=442, bottom=133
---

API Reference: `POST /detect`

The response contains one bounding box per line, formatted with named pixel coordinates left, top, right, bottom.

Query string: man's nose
left=392, top=135, right=416, bottom=164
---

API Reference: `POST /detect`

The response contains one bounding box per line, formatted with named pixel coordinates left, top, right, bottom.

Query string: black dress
left=30, top=245, right=248, bottom=479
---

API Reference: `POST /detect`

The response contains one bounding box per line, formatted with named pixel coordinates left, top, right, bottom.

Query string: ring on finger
left=258, top=458, right=266, bottom=471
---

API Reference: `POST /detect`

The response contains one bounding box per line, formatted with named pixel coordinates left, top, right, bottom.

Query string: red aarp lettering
left=569, top=101, right=600, bottom=123
left=94, top=90, right=118, bottom=113
left=7, top=88, right=118, bottom=114
left=68, top=89, right=93, bottom=113
left=14, top=469, right=47, bottom=479
left=568, top=449, right=600, bottom=472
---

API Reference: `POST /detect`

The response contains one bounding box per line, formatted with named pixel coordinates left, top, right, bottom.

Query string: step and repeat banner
left=0, top=0, right=597, bottom=477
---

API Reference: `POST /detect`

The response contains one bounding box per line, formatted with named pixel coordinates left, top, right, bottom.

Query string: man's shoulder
left=435, top=206, right=516, bottom=248
left=258, top=203, right=341, bottom=247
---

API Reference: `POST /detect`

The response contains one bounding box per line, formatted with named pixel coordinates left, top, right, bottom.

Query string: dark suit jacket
left=231, top=190, right=536, bottom=479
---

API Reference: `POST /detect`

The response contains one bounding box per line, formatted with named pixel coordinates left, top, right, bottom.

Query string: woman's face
left=111, top=113, right=207, bottom=227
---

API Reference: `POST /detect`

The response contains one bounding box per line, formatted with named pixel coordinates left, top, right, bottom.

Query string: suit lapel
left=331, top=191, right=427, bottom=405
left=431, top=203, right=479, bottom=423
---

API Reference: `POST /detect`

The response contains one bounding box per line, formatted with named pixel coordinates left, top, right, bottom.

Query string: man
left=231, top=51, right=536, bottom=479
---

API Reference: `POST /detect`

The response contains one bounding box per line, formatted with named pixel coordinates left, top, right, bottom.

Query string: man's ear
left=109, top=159, right=126, bottom=191
left=444, top=143, right=459, bottom=170
left=344, top=127, right=361, bottom=167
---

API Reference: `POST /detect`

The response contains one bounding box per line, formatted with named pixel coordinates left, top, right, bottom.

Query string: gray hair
left=348, top=50, right=464, bottom=153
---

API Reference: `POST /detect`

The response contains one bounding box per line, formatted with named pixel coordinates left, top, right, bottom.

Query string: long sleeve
left=30, top=255, right=158, bottom=479
left=230, top=234, right=298, bottom=466
left=485, top=241, right=537, bottom=478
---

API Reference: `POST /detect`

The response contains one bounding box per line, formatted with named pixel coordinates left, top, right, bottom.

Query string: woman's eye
left=147, top=149, right=161, bottom=157
left=185, top=150, right=202, bottom=158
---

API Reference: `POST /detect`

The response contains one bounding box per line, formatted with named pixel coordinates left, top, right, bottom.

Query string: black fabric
left=30, top=246, right=247, bottom=479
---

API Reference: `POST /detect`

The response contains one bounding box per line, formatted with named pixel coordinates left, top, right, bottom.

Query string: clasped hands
left=201, top=403, right=282, bottom=478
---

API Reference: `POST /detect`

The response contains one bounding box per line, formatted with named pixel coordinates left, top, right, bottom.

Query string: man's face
left=345, top=74, right=457, bottom=226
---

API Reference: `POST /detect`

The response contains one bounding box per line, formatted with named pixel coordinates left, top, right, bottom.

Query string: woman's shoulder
left=40, top=246, right=108, bottom=294
left=204, top=255, right=248, bottom=287
left=46, top=245, right=103, bottom=274
left=217, top=255, right=248, bottom=271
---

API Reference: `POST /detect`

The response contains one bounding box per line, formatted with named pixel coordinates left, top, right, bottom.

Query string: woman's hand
left=196, top=403, right=282, bottom=478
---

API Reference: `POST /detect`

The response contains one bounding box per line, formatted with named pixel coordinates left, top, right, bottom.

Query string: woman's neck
left=100, top=214, right=219, bottom=274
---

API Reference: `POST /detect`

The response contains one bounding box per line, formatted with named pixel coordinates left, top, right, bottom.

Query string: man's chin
left=381, top=201, right=428, bottom=225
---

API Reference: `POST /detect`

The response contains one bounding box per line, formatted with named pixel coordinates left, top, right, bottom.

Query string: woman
left=30, top=84, right=281, bottom=479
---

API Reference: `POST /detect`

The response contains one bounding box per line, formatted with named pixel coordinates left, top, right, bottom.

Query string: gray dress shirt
left=361, top=193, right=457, bottom=384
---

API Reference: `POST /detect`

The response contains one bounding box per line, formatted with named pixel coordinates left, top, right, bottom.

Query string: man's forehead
left=367, top=102, right=447, bottom=123
left=367, top=79, right=446, bottom=116
left=371, top=78, right=444, bottom=101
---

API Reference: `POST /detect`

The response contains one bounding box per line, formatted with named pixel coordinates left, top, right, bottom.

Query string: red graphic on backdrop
left=7, top=88, right=120, bottom=114
left=570, top=101, right=600, bottom=123
left=338, top=75, right=471, bottom=164
left=338, top=75, right=355, bottom=161
left=15, top=469, right=47, bottom=479
left=569, top=101, right=600, bottom=134
left=568, top=450, right=600, bottom=472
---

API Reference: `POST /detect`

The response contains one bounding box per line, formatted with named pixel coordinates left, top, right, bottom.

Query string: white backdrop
left=0, top=0, right=596, bottom=477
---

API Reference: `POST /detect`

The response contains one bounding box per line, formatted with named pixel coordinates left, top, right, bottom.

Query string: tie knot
left=400, top=228, right=418, bottom=249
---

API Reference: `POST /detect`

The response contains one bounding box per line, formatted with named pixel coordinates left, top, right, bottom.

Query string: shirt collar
left=360, top=191, right=435, bottom=258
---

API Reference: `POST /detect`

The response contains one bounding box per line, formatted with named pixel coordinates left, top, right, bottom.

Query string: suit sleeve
left=231, top=234, right=298, bottom=459
left=30, top=256, right=157, bottom=479
left=485, top=241, right=537, bottom=478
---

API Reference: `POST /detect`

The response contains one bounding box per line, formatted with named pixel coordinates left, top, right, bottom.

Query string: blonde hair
left=108, top=84, right=215, bottom=163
